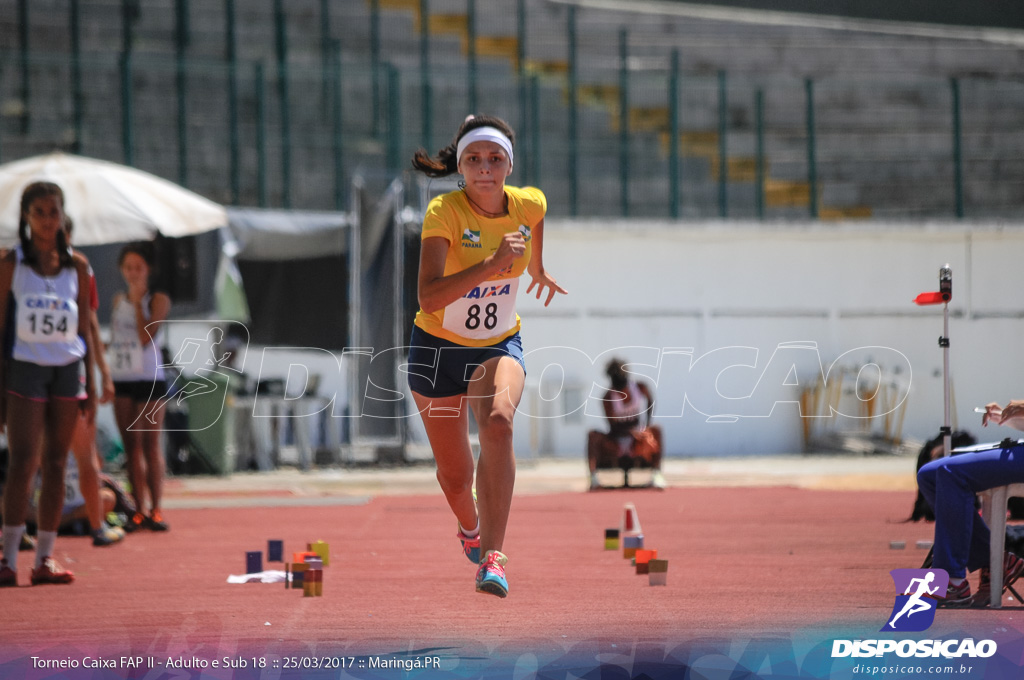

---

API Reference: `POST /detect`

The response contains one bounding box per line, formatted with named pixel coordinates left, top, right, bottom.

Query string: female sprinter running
left=407, top=114, right=566, bottom=597
left=0, top=181, right=96, bottom=586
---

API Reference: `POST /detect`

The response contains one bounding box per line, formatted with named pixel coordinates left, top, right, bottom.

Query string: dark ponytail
left=18, top=214, right=34, bottom=266
left=411, top=114, right=516, bottom=178
left=56, top=228, right=73, bottom=268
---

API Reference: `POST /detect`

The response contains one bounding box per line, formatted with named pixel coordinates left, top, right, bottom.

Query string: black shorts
left=114, top=379, right=167, bottom=403
left=406, top=326, right=526, bottom=399
left=6, top=358, right=86, bottom=401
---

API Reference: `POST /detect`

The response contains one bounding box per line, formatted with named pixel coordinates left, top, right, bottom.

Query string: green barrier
left=187, top=372, right=236, bottom=476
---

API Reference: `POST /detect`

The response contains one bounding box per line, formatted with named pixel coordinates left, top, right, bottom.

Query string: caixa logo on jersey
left=883, top=568, right=948, bottom=632
left=463, top=282, right=513, bottom=300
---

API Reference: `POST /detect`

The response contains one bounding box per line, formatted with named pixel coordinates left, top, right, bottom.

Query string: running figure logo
left=882, top=569, right=948, bottom=632
left=130, top=322, right=248, bottom=432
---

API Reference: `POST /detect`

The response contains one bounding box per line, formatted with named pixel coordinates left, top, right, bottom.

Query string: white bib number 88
left=464, top=302, right=500, bottom=331
left=442, top=278, right=518, bottom=341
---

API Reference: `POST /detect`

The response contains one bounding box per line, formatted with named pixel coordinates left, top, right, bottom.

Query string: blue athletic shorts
left=406, top=325, right=526, bottom=399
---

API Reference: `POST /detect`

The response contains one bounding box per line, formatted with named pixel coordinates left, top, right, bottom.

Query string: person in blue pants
left=917, top=400, right=1024, bottom=607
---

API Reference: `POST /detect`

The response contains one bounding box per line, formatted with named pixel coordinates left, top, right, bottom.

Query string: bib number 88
left=465, top=303, right=498, bottom=331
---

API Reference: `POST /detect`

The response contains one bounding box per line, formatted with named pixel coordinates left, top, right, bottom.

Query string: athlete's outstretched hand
left=527, top=269, right=568, bottom=307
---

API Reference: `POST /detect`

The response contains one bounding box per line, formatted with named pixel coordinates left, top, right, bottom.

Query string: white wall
left=511, top=220, right=1024, bottom=457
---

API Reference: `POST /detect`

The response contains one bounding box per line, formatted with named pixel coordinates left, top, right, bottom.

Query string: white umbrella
left=0, top=152, right=227, bottom=246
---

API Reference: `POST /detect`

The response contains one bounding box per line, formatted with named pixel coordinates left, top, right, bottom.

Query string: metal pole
left=347, top=177, right=363, bottom=449
left=176, top=0, right=190, bottom=188
left=420, top=0, right=432, bottom=151
left=755, top=88, right=765, bottom=220
left=320, top=0, right=331, bottom=111
left=530, top=75, right=541, bottom=188
left=120, top=50, right=135, bottom=167
left=274, top=0, right=291, bottom=208
left=226, top=0, right=240, bottom=204
left=567, top=6, right=578, bottom=216
left=122, top=0, right=136, bottom=54
left=618, top=28, right=629, bottom=217
left=517, top=0, right=528, bottom=184
left=387, top=64, right=401, bottom=175
left=951, top=77, right=965, bottom=219
left=332, top=40, right=345, bottom=211
left=717, top=70, right=727, bottom=218
left=805, top=77, right=818, bottom=219
left=391, top=181, right=406, bottom=447
left=70, top=0, right=83, bottom=154
left=942, top=300, right=951, bottom=457
left=17, top=0, right=29, bottom=134
left=467, top=0, right=477, bottom=114
left=370, top=0, right=381, bottom=137
left=669, top=49, right=679, bottom=219
left=939, top=263, right=952, bottom=458
left=255, top=62, right=268, bottom=208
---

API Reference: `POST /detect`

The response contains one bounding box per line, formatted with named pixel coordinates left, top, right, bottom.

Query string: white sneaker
left=651, top=470, right=667, bottom=489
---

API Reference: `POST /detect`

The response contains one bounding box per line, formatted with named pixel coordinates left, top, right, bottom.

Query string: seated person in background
left=588, top=358, right=665, bottom=490
left=908, top=430, right=976, bottom=522
left=917, top=400, right=1024, bottom=607
left=25, top=453, right=133, bottom=537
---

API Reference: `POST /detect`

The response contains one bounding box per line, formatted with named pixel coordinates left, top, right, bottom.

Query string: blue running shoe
left=457, top=526, right=481, bottom=564
left=475, top=550, right=508, bottom=598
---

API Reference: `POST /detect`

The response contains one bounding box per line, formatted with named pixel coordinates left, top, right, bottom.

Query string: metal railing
left=2, top=0, right=1023, bottom=221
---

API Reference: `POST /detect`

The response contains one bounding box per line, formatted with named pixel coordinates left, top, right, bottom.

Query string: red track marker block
left=634, top=549, right=658, bottom=575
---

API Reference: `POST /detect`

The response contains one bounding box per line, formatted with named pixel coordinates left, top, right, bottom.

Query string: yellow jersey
left=413, top=185, right=546, bottom=346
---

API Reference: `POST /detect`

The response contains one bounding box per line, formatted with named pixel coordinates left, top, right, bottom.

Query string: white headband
left=456, top=126, right=514, bottom=168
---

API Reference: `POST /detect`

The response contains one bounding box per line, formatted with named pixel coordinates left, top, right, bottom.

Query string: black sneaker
left=145, top=511, right=169, bottom=532
left=934, top=578, right=973, bottom=608
left=123, top=512, right=146, bottom=533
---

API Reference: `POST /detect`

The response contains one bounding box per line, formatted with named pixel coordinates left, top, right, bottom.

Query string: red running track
left=2, top=486, right=1022, bottom=679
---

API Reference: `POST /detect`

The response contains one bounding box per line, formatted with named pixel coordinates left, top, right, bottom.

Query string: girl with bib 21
left=0, top=182, right=97, bottom=587
left=109, top=243, right=171, bottom=533
left=407, top=115, right=566, bottom=597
